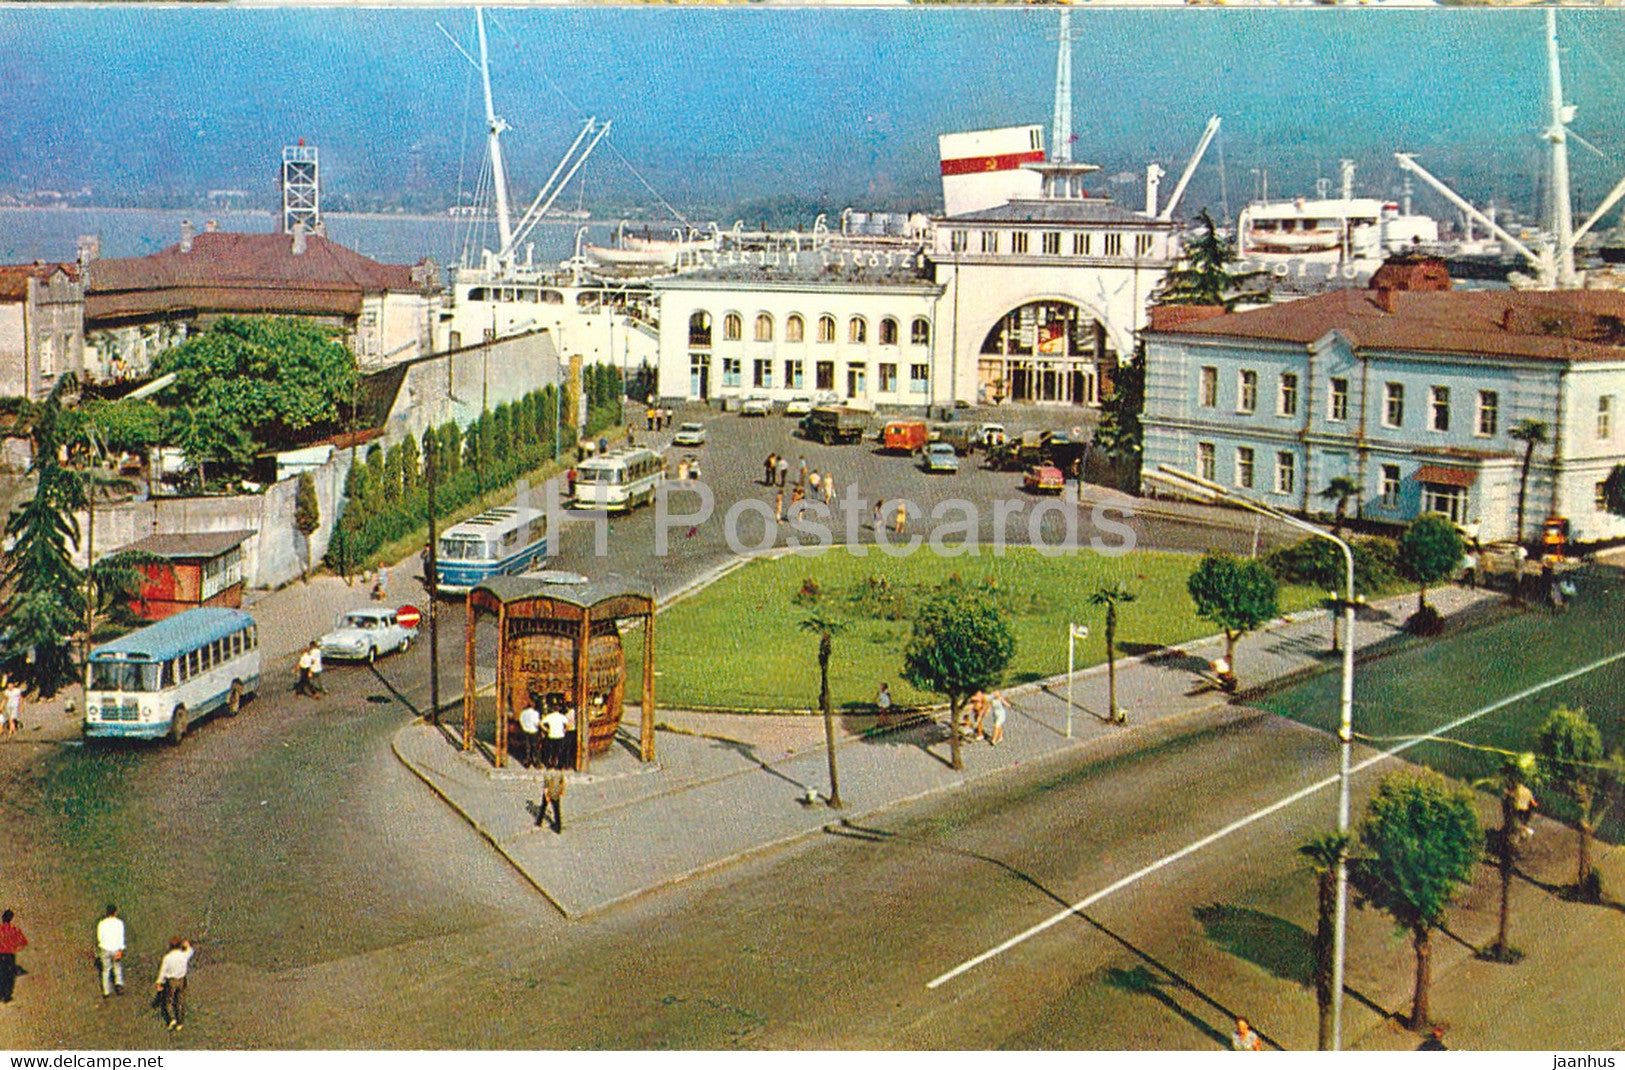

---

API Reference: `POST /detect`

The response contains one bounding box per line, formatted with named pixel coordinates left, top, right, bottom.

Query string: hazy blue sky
left=3, top=6, right=1625, bottom=221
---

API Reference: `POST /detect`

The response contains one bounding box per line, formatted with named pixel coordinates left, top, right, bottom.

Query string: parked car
left=741, top=393, right=772, bottom=417
left=320, top=608, right=419, bottom=664
left=977, top=422, right=1008, bottom=449
left=881, top=420, right=930, bottom=454
left=812, top=390, right=842, bottom=407
left=921, top=441, right=960, bottom=474
left=672, top=422, right=707, bottom=447
left=784, top=395, right=814, bottom=416
left=1024, top=464, right=1066, bottom=495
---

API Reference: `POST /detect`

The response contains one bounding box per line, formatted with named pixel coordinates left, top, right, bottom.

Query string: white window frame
left=1199, top=366, right=1218, bottom=408
left=1381, top=463, right=1401, bottom=508
left=1235, top=446, right=1255, bottom=490
left=1238, top=370, right=1257, bottom=414
left=1197, top=442, right=1216, bottom=482
left=1279, top=373, right=1299, bottom=417
left=1429, top=386, right=1450, bottom=433
left=1384, top=382, right=1405, bottom=428
left=1476, top=390, right=1498, bottom=437
left=1275, top=451, right=1296, bottom=496
left=1329, top=377, right=1348, bottom=422
left=1599, top=395, right=1614, bottom=441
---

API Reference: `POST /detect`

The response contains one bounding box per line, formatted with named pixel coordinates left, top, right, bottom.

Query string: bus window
left=163, top=661, right=176, bottom=688
left=187, top=651, right=199, bottom=677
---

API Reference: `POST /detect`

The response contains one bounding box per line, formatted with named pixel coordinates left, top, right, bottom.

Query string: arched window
left=689, top=311, right=712, bottom=348
left=754, top=313, right=774, bottom=342
left=786, top=314, right=805, bottom=343
left=817, top=315, right=836, bottom=343
left=911, top=317, right=930, bottom=345
left=879, top=317, right=899, bottom=346
left=849, top=317, right=868, bottom=345
left=723, top=313, right=743, bottom=342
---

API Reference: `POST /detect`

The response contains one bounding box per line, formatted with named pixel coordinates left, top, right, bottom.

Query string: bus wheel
left=226, top=682, right=243, bottom=716
left=167, top=707, right=188, bottom=745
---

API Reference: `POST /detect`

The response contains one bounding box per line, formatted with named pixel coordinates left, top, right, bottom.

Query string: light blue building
left=1142, top=277, right=1625, bottom=544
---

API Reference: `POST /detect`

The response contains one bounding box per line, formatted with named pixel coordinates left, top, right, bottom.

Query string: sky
left=3, top=6, right=1625, bottom=224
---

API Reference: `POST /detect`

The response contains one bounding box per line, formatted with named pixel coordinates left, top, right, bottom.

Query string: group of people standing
left=644, top=406, right=674, bottom=431
left=764, top=452, right=839, bottom=523
left=293, top=641, right=325, bottom=697
left=516, top=696, right=576, bottom=771
left=962, top=689, right=1009, bottom=745
left=1, top=904, right=196, bottom=1032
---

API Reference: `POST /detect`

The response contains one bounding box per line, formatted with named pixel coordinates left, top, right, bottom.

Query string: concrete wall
left=82, top=447, right=351, bottom=591
left=378, top=329, right=561, bottom=446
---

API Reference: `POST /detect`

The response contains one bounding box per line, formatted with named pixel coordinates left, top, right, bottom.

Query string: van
left=882, top=420, right=930, bottom=454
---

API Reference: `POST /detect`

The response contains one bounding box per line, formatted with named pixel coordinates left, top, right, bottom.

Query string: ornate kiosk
left=463, top=576, right=656, bottom=771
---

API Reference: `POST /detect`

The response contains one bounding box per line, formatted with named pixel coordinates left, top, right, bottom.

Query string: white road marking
left=926, top=647, right=1625, bottom=989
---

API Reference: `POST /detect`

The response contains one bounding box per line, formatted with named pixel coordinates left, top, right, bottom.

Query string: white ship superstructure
left=1236, top=160, right=1439, bottom=277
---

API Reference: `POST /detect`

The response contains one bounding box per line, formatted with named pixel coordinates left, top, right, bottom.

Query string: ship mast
left=1545, top=6, right=1578, bottom=288
left=477, top=9, right=516, bottom=262
left=1052, top=9, right=1073, bottom=166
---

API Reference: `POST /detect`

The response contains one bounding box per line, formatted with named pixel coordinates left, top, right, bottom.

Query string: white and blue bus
left=573, top=447, right=665, bottom=512
left=436, top=504, right=548, bottom=595
left=83, top=607, right=261, bottom=745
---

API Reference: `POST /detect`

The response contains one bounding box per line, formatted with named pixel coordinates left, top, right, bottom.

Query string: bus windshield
left=90, top=661, right=163, bottom=692
left=440, top=536, right=487, bottom=561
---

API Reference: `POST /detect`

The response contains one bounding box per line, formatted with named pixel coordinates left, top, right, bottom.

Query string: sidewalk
left=391, top=582, right=1504, bottom=919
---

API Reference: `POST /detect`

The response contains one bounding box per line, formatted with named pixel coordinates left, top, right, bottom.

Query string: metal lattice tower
left=282, top=143, right=320, bottom=234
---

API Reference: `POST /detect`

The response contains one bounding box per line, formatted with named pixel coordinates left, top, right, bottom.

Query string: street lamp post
left=1144, top=464, right=1356, bottom=1051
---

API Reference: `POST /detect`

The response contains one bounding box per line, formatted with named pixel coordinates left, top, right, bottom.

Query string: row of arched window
left=689, top=311, right=930, bottom=349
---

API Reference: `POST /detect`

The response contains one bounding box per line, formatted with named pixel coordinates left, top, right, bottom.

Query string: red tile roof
left=82, top=232, right=425, bottom=321
left=0, top=262, right=79, bottom=302
left=1153, top=288, right=1625, bottom=364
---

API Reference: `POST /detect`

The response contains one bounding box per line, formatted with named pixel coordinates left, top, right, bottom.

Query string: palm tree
left=1472, top=751, right=1538, bottom=963
left=799, top=614, right=846, bottom=808
left=1298, top=831, right=1351, bottom=1051
left=1319, top=477, right=1359, bottom=535
left=1508, top=419, right=1549, bottom=597
left=1087, top=582, right=1136, bottom=724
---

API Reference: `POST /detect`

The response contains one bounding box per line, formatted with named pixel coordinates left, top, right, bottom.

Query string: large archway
left=976, top=299, right=1116, bottom=406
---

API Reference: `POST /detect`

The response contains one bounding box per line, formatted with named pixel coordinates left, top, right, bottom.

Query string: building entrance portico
left=977, top=299, right=1108, bottom=405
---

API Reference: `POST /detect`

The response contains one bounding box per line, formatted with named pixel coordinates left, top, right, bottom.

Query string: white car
left=783, top=395, right=814, bottom=416
left=740, top=393, right=772, bottom=417
left=319, top=608, right=419, bottom=664
left=673, top=421, right=707, bottom=446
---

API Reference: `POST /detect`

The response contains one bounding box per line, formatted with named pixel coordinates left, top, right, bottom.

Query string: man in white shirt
left=95, top=904, right=125, bottom=997
left=154, top=937, right=194, bottom=1031
left=295, top=647, right=314, bottom=697
left=518, top=701, right=542, bottom=768
left=538, top=705, right=570, bottom=770
left=307, top=641, right=325, bottom=695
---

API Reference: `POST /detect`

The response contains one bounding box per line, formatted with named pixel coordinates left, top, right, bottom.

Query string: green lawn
left=1258, top=563, right=1625, bottom=840
left=629, top=548, right=1322, bottom=712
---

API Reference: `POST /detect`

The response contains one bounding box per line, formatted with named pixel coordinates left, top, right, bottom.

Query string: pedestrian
left=791, top=485, right=806, bottom=509
left=1230, top=1016, right=1263, bottom=1051
left=646, top=406, right=656, bottom=432
left=566, top=467, right=578, bottom=499
left=0, top=909, right=26, bottom=1003
left=809, top=469, right=822, bottom=496
left=1460, top=547, right=1478, bottom=589
left=307, top=641, right=325, bottom=695
left=1513, top=781, right=1538, bottom=839
left=989, top=690, right=1009, bottom=746
left=1416, top=1025, right=1449, bottom=1051
left=294, top=647, right=314, bottom=697
left=2, top=676, right=20, bottom=736
left=539, top=702, right=570, bottom=770
left=797, top=456, right=808, bottom=486
left=822, top=472, right=834, bottom=504
left=872, top=499, right=883, bottom=529
left=875, top=682, right=893, bottom=723
left=893, top=499, right=907, bottom=535
left=518, top=698, right=542, bottom=768
left=970, top=689, right=990, bottom=740
left=154, top=937, right=194, bottom=1031
left=96, top=904, right=126, bottom=998
left=776, top=457, right=788, bottom=488
left=537, top=769, right=566, bottom=833
left=664, top=407, right=673, bottom=431
left=764, top=453, right=777, bottom=487
left=1212, top=655, right=1238, bottom=694
left=598, top=435, right=609, bottom=455
left=774, top=488, right=785, bottom=522
left=677, top=458, right=689, bottom=482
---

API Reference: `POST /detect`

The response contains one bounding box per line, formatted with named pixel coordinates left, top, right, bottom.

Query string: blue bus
left=83, top=608, right=261, bottom=745
left=436, top=504, right=549, bottom=595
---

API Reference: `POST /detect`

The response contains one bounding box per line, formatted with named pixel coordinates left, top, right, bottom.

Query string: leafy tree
left=295, top=472, right=321, bottom=583
left=1319, top=476, right=1360, bottom=534
left=79, top=398, right=165, bottom=454
left=165, top=403, right=253, bottom=488
left=1472, top=750, right=1539, bottom=962
left=1357, top=769, right=1482, bottom=1030
left=1508, top=419, right=1550, bottom=547
left=1397, top=513, right=1463, bottom=614
left=799, top=613, right=847, bottom=809
left=1087, top=581, right=1135, bottom=724
left=1185, top=552, right=1278, bottom=678
left=154, top=317, right=358, bottom=460
left=1155, top=209, right=1264, bottom=309
left=902, top=586, right=1016, bottom=771
left=1091, top=343, right=1145, bottom=489
left=1298, top=831, right=1351, bottom=1051
left=1602, top=463, right=1625, bottom=520
left=1535, top=705, right=1614, bottom=901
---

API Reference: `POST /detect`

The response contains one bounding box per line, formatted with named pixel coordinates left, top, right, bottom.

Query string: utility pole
left=425, top=434, right=441, bottom=725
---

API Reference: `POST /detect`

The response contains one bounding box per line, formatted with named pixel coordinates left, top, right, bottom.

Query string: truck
left=881, top=420, right=930, bottom=454
left=800, top=406, right=869, bottom=445
left=931, top=423, right=977, bottom=456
